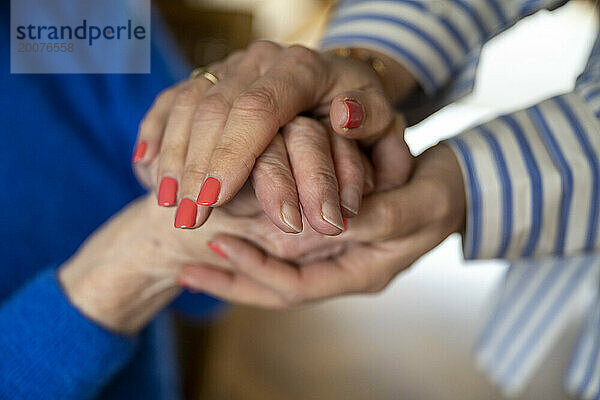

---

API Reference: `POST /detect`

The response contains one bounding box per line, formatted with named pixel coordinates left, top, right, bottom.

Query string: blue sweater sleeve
left=0, top=268, right=138, bottom=400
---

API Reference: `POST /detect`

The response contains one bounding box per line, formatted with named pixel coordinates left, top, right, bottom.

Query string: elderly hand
left=57, top=190, right=348, bottom=334
left=133, top=41, right=416, bottom=234
left=176, top=144, right=466, bottom=308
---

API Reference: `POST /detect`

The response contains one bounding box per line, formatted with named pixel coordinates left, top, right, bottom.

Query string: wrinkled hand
left=133, top=40, right=416, bottom=233
left=177, top=144, right=466, bottom=308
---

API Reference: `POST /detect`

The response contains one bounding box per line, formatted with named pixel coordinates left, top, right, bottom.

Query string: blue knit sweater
left=0, top=4, right=220, bottom=399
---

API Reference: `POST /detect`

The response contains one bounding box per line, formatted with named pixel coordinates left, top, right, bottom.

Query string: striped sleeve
left=321, top=0, right=569, bottom=98
left=446, top=34, right=600, bottom=260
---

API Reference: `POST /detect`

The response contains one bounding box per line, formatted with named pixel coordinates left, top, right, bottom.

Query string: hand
left=57, top=195, right=243, bottom=334
left=176, top=144, right=466, bottom=308
left=133, top=41, right=416, bottom=232
left=56, top=191, right=350, bottom=334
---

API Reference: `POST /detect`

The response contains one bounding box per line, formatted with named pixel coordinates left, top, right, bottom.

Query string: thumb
left=329, top=89, right=394, bottom=141
left=371, top=114, right=413, bottom=191
left=343, top=178, right=437, bottom=243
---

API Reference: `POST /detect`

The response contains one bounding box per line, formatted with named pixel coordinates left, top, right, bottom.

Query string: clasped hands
left=59, top=41, right=467, bottom=334
left=131, top=41, right=467, bottom=309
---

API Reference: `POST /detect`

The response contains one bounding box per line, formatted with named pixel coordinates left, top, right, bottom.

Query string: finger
left=283, top=117, right=344, bottom=235
left=197, top=45, right=330, bottom=208
left=330, top=130, right=364, bottom=217
left=251, top=135, right=303, bottom=233
left=133, top=156, right=159, bottom=190
left=174, top=197, right=213, bottom=229
left=329, top=89, right=394, bottom=142
left=206, top=235, right=381, bottom=303
left=133, top=85, right=180, bottom=166
left=343, top=178, right=443, bottom=242
left=205, top=235, right=304, bottom=301
left=371, top=114, right=413, bottom=190
left=361, top=152, right=375, bottom=195
left=179, top=45, right=281, bottom=227
left=203, top=225, right=446, bottom=305
left=178, top=264, right=288, bottom=308
left=156, top=78, right=214, bottom=208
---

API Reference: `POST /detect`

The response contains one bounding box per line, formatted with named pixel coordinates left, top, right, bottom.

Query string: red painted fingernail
left=196, top=177, right=221, bottom=206
left=208, top=242, right=228, bottom=259
left=132, top=141, right=147, bottom=163
left=343, top=218, right=348, bottom=231
left=344, top=100, right=364, bottom=129
left=158, top=177, right=178, bottom=207
left=174, top=198, right=197, bottom=229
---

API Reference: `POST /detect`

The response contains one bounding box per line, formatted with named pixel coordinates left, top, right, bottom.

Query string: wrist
left=58, top=196, right=188, bottom=334
left=59, top=259, right=181, bottom=334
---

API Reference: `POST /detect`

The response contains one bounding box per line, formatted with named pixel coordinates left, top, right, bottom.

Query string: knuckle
left=193, top=93, right=230, bottom=123
left=227, top=49, right=244, bottom=61
left=285, top=45, right=321, bottom=68
left=182, top=163, right=207, bottom=180
left=203, top=92, right=231, bottom=112
left=249, top=40, right=281, bottom=55
left=174, top=86, right=200, bottom=108
left=286, top=116, right=326, bottom=135
left=306, top=166, right=337, bottom=188
left=284, top=126, right=327, bottom=152
left=254, top=156, right=293, bottom=186
left=138, top=118, right=157, bottom=137
left=234, top=87, right=279, bottom=119
left=160, top=141, right=186, bottom=161
left=213, top=144, right=256, bottom=176
left=152, top=88, right=172, bottom=107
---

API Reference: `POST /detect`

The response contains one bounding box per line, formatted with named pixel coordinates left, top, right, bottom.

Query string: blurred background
left=155, top=1, right=599, bottom=399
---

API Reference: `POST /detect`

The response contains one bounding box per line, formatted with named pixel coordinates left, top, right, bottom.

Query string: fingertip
left=281, top=201, right=303, bottom=233
left=211, top=234, right=255, bottom=264
left=132, top=141, right=148, bottom=164
left=174, top=198, right=198, bottom=229
left=339, top=185, right=360, bottom=216
left=157, top=177, right=178, bottom=207
left=207, top=241, right=229, bottom=259
left=196, top=177, right=221, bottom=206
left=330, top=97, right=364, bottom=133
left=330, top=99, right=350, bottom=132
left=320, top=199, right=345, bottom=234
left=174, top=199, right=212, bottom=229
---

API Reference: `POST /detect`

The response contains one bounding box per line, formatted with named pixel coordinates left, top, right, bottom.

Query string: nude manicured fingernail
left=208, top=242, right=228, bottom=259
left=281, top=202, right=302, bottom=233
left=321, top=200, right=344, bottom=231
left=340, top=185, right=360, bottom=215
left=196, top=177, right=221, bottom=206
left=132, top=141, right=147, bottom=163
left=158, top=177, right=178, bottom=207
left=174, top=198, right=197, bottom=229
left=344, top=100, right=364, bottom=129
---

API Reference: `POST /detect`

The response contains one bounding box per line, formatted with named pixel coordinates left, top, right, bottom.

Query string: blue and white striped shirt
left=322, top=0, right=600, bottom=397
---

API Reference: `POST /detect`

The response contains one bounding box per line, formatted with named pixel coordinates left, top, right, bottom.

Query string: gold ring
left=190, top=68, right=219, bottom=85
